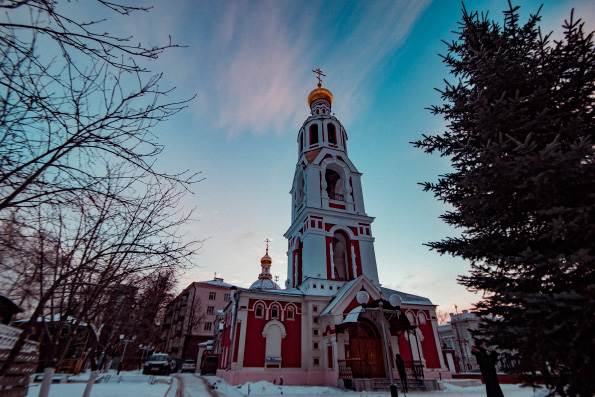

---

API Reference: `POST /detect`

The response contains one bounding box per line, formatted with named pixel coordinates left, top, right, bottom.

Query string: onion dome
left=307, top=87, right=333, bottom=108
left=249, top=241, right=280, bottom=290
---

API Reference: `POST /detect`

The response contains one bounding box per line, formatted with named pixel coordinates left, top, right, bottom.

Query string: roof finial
left=312, top=68, right=325, bottom=88
left=264, top=238, right=271, bottom=255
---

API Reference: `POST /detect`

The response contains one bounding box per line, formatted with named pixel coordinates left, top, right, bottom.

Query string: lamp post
left=117, top=335, right=136, bottom=375
left=356, top=291, right=402, bottom=397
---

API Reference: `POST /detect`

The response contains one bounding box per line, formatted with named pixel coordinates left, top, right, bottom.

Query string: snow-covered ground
left=27, top=371, right=551, bottom=397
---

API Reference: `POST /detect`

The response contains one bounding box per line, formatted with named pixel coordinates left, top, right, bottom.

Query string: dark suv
left=200, top=355, right=219, bottom=375
left=142, top=353, right=177, bottom=375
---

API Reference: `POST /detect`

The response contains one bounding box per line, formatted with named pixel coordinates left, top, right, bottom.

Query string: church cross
left=312, top=68, right=326, bottom=88
left=265, top=238, right=271, bottom=253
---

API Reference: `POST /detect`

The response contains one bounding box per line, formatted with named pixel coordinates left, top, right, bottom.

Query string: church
left=215, top=75, right=450, bottom=390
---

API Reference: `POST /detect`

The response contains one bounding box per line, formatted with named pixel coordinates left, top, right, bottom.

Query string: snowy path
left=26, top=372, right=551, bottom=397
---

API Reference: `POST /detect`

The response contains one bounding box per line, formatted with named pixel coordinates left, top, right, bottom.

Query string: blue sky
left=109, top=0, right=594, bottom=315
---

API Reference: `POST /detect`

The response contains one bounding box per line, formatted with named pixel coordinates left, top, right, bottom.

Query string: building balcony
left=328, top=192, right=344, bottom=201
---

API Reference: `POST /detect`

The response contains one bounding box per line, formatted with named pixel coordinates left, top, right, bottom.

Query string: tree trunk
left=38, top=367, right=55, bottom=397
left=82, top=370, right=99, bottom=397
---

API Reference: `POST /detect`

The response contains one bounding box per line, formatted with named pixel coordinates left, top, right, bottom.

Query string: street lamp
left=118, top=335, right=136, bottom=375
left=356, top=291, right=402, bottom=397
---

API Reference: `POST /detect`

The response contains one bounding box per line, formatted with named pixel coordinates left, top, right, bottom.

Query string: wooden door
left=348, top=321, right=385, bottom=378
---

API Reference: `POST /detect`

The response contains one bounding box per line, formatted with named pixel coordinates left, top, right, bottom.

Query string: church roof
left=381, top=287, right=434, bottom=306
left=249, top=278, right=281, bottom=290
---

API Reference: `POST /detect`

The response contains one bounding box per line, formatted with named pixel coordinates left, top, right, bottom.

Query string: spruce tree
left=414, top=3, right=595, bottom=395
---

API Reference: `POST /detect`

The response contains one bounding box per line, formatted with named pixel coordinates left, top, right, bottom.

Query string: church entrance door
left=347, top=320, right=385, bottom=378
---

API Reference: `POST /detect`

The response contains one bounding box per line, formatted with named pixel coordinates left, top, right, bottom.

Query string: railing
left=328, top=192, right=344, bottom=201
left=338, top=358, right=372, bottom=379
left=405, top=360, right=425, bottom=380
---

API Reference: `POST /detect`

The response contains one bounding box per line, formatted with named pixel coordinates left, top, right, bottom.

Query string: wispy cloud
left=152, top=0, right=432, bottom=137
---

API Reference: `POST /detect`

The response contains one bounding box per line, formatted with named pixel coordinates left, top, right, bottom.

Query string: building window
left=286, top=307, right=294, bottom=320
left=208, top=292, right=216, bottom=300
left=418, top=312, right=427, bottom=325
left=314, top=358, right=320, bottom=366
left=313, top=306, right=318, bottom=313
left=313, top=329, right=319, bottom=337
left=313, top=342, right=319, bottom=349
left=309, top=124, right=319, bottom=145
left=224, top=293, right=230, bottom=301
left=271, top=305, right=280, bottom=320
left=255, top=304, right=264, bottom=318
left=325, top=169, right=343, bottom=201
left=207, top=306, right=214, bottom=315
left=313, top=316, right=318, bottom=324
left=328, top=123, right=337, bottom=144
left=204, top=322, right=212, bottom=331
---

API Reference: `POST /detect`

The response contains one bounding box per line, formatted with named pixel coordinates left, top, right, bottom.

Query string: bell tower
left=285, top=71, right=380, bottom=292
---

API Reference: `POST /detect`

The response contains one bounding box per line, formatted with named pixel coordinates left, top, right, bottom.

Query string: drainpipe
left=227, top=287, right=239, bottom=371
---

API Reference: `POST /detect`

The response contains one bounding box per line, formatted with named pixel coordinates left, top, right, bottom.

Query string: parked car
left=181, top=359, right=196, bottom=373
left=142, top=353, right=177, bottom=375
left=200, top=355, right=218, bottom=375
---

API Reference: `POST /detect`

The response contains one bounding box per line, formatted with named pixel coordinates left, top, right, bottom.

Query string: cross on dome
left=312, top=68, right=325, bottom=88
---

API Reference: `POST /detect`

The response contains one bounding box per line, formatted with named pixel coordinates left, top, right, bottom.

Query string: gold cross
left=265, top=238, right=271, bottom=253
left=312, top=68, right=326, bottom=87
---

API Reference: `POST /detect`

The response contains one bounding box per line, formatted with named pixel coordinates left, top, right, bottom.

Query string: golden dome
left=308, top=87, right=333, bottom=108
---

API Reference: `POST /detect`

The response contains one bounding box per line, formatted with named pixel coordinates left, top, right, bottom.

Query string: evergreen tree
left=414, top=3, right=594, bottom=395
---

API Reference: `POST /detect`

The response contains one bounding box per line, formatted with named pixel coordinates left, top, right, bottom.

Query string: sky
left=93, top=0, right=595, bottom=316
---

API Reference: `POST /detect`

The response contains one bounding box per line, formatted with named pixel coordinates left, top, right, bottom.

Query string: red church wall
left=418, top=318, right=441, bottom=368
left=243, top=301, right=267, bottom=367
left=233, top=322, right=242, bottom=363
left=243, top=300, right=303, bottom=369
left=281, top=303, right=302, bottom=368
left=397, top=333, right=414, bottom=361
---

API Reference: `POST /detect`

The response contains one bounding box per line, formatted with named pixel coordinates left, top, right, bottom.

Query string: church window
left=418, top=312, right=427, bottom=325
left=406, top=312, right=415, bottom=325
left=300, top=132, right=304, bottom=152
left=309, top=124, right=319, bottom=145
left=255, top=303, right=264, bottom=318
left=313, top=329, right=319, bottom=336
left=328, top=124, right=337, bottom=144
left=313, top=358, right=320, bottom=366
left=313, top=306, right=318, bottom=313
left=325, top=169, right=343, bottom=201
left=286, top=307, right=294, bottom=320
left=332, top=232, right=350, bottom=280
left=313, top=342, right=319, bottom=349
left=271, top=305, right=280, bottom=319
left=313, top=316, right=318, bottom=324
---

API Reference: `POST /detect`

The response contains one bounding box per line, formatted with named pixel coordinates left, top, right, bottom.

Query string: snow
left=26, top=371, right=551, bottom=397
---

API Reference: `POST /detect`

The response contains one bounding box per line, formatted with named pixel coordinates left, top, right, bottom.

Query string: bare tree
left=0, top=172, right=201, bottom=381
left=0, top=0, right=198, bottom=213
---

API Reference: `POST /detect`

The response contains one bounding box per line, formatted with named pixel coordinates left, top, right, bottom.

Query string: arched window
left=418, top=312, right=427, bottom=325
left=286, top=306, right=295, bottom=320
left=328, top=124, right=337, bottom=144
left=270, top=304, right=280, bottom=320
left=325, top=169, right=343, bottom=201
left=309, top=124, right=319, bottom=145
left=300, top=132, right=304, bottom=152
left=332, top=232, right=349, bottom=280
left=255, top=303, right=264, bottom=318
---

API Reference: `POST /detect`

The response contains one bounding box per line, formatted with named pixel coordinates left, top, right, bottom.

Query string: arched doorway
left=347, top=320, right=385, bottom=378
